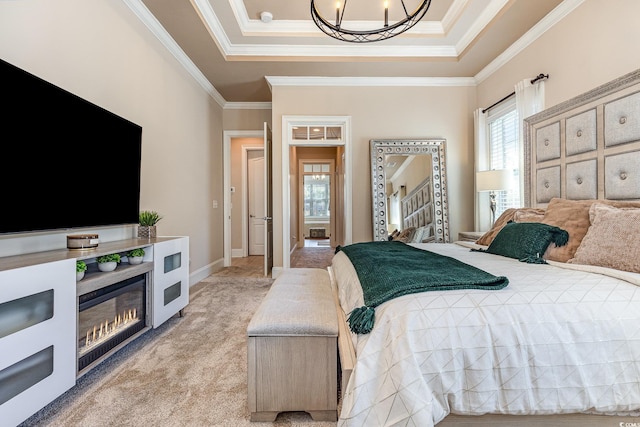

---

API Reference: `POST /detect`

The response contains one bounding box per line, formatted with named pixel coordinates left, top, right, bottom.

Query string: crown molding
left=127, top=0, right=582, bottom=104
left=440, top=0, right=469, bottom=33
left=228, top=44, right=459, bottom=58
left=237, top=19, right=446, bottom=38
left=455, top=0, right=510, bottom=53
left=474, top=0, right=585, bottom=83
left=223, top=102, right=272, bottom=110
left=228, top=0, right=446, bottom=37
left=193, top=0, right=458, bottom=59
left=265, top=76, right=477, bottom=90
left=199, top=0, right=513, bottom=60
left=123, top=0, right=226, bottom=107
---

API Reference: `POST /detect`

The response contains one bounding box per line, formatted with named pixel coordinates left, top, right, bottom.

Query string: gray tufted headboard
left=523, top=69, right=640, bottom=207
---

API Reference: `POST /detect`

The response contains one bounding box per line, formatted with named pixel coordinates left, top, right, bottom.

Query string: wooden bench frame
left=247, top=268, right=338, bottom=422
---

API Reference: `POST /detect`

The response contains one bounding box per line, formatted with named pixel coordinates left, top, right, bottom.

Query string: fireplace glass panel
left=163, top=252, right=181, bottom=273
left=0, top=290, right=53, bottom=339
left=0, top=346, right=53, bottom=405
left=78, top=275, right=146, bottom=372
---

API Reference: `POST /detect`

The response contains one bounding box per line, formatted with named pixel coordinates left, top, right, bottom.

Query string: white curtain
left=515, top=78, right=545, bottom=205
left=473, top=108, right=488, bottom=231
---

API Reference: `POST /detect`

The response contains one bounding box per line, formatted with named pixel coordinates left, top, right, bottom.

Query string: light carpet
left=21, top=276, right=338, bottom=427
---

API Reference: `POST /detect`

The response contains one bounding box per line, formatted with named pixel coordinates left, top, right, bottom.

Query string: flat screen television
left=0, top=58, right=142, bottom=235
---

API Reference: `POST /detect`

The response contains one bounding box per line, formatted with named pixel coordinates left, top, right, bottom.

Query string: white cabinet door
left=0, top=259, right=76, bottom=426
left=151, top=237, right=189, bottom=327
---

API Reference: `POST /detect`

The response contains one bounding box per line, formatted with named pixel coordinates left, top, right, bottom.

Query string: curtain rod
left=481, top=73, right=549, bottom=114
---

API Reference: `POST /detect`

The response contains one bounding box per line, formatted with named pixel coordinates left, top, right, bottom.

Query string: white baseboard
left=231, top=248, right=243, bottom=257
left=271, top=266, right=283, bottom=278
left=189, top=257, right=224, bottom=286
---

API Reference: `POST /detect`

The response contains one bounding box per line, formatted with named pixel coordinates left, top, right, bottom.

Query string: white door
left=248, top=153, right=265, bottom=255
left=264, top=122, right=273, bottom=276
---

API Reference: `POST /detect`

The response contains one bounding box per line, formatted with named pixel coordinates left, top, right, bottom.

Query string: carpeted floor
left=21, top=276, right=338, bottom=427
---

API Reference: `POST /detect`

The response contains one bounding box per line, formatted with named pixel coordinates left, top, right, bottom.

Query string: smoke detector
left=260, top=11, right=273, bottom=23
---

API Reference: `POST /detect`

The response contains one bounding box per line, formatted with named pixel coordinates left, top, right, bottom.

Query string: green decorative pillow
left=481, top=221, right=569, bottom=263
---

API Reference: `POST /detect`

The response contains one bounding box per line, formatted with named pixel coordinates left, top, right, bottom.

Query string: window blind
left=487, top=104, right=520, bottom=217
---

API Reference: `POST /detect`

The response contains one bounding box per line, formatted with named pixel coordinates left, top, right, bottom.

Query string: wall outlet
left=212, top=200, right=218, bottom=209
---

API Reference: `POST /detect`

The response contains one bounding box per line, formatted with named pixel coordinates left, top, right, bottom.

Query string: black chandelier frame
left=310, top=0, right=432, bottom=43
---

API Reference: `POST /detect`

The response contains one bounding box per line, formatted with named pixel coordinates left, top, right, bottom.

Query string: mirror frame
left=371, top=139, right=450, bottom=242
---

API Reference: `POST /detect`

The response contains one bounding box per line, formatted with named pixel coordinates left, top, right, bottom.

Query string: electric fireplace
left=78, top=274, right=147, bottom=372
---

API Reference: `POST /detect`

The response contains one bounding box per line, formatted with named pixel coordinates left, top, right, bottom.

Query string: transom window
left=291, top=125, right=342, bottom=142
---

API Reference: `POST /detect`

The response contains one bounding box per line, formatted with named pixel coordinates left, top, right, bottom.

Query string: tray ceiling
left=137, top=0, right=571, bottom=103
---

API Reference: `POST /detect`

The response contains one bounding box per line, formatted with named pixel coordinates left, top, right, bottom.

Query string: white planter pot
left=76, top=271, right=85, bottom=281
left=98, top=261, right=117, bottom=272
left=128, top=256, right=143, bottom=265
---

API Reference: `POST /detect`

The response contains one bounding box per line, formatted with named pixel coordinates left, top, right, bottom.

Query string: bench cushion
left=247, top=268, right=338, bottom=337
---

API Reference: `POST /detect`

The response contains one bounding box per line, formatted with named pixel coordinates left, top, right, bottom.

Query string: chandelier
left=310, top=0, right=432, bottom=43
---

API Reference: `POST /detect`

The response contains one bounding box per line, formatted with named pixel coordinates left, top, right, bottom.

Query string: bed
left=331, top=68, right=640, bottom=426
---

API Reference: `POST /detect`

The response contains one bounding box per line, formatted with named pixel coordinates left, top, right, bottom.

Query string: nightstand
left=458, top=231, right=484, bottom=242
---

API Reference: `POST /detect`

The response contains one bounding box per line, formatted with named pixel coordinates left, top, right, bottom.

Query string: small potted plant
left=76, top=260, right=87, bottom=281
left=96, top=253, right=121, bottom=272
left=138, top=210, right=162, bottom=239
left=127, top=248, right=145, bottom=265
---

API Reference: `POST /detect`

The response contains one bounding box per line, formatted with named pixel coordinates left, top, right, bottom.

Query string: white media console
left=0, top=236, right=189, bottom=426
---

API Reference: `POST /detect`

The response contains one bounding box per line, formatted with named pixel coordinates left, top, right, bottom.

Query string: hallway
left=215, top=238, right=335, bottom=277
left=290, top=238, right=335, bottom=269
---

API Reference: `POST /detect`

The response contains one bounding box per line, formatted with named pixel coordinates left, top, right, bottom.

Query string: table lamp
left=476, top=169, right=513, bottom=226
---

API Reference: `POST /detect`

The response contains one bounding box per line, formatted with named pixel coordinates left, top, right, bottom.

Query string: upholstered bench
left=247, top=268, right=338, bottom=422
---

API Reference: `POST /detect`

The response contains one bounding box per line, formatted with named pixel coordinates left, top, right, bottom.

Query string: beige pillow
left=541, top=198, right=640, bottom=262
left=569, top=204, right=640, bottom=273
left=475, top=208, right=517, bottom=246
left=514, top=208, right=545, bottom=223
left=393, top=227, right=416, bottom=243
left=475, top=207, right=547, bottom=246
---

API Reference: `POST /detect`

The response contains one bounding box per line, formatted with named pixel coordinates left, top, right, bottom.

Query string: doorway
left=281, top=116, right=352, bottom=270
left=223, top=131, right=264, bottom=268
left=298, top=158, right=335, bottom=249
left=248, top=151, right=265, bottom=256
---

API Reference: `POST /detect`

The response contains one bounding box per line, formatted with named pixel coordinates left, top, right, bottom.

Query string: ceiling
left=137, top=0, right=567, bottom=104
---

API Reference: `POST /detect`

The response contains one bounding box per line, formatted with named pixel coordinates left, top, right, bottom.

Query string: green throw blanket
left=337, top=241, right=509, bottom=334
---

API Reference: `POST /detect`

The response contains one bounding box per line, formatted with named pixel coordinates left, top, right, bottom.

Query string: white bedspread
left=333, top=243, right=640, bottom=426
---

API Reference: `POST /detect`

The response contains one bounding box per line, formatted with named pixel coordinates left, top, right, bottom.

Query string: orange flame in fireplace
left=81, top=308, right=140, bottom=355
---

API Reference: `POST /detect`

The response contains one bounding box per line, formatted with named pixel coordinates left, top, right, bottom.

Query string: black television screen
left=0, top=58, right=142, bottom=234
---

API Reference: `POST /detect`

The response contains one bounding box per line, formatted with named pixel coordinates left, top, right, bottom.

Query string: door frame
left=281, top=116, right=352, bottom=269
left=223, top=130, right=264, bottom=267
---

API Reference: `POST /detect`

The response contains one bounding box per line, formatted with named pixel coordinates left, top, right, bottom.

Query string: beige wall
left=0, top=0, right=224, bottom=281
left=272, top=85, right=477, bottom=266
left=477, top=0, right=640, bottom=112
left=223, top=108, right=271, bottom=131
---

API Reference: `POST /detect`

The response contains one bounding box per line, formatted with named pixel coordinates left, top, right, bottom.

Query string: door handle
left=262, top=216, right=272, bottom=220
left=249, top=214, right=255, bottom=218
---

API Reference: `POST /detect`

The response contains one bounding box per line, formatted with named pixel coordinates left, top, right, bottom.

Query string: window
left=303, top=164, right=330, bottom=220
left=487, top=100, right=520, bottom=218
left=292, top=126, right=342, bottom=141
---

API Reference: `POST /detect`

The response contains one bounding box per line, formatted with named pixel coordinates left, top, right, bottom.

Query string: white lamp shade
left=476, top=169, right=513, bottom=192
